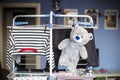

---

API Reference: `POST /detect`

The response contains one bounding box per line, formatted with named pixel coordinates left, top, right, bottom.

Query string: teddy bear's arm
left=79, top=46, right=88, bottom=59
left=58, top=39, right=70, bottom=50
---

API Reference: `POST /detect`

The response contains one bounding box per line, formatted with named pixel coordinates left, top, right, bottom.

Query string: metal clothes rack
left=7, top=11, right=94, bottom=80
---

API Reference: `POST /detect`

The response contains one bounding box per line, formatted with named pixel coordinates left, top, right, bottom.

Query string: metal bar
left=49, top=11, right=53, bottom=76
left=13, top=14, right=50, bottom=26
left=54, top=14, right=94, bottom=27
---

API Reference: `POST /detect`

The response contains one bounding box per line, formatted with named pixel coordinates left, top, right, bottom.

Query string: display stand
left=7, top=11, right=94, bottom=80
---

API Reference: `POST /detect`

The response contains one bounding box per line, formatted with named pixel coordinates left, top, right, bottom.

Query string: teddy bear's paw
left=58, top=45, right=63, bottom=50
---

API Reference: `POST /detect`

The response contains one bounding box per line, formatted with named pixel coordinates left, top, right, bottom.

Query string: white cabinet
left=93, top=73, right=120, bottom=80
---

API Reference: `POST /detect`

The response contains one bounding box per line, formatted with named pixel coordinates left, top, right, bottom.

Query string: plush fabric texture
left=58, top=25, right=93, bottom=74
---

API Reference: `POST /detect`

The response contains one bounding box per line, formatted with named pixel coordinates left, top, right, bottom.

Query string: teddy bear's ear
left=71, top=23, right=79, bottom=30
left=89, top=33, right=93, bottom=40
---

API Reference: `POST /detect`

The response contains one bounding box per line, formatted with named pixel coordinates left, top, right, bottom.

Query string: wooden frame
left=105, top=10, right=118, bottom=30
left=0, top=3, right=3, bottom=68
left=0, top=3, right=40, bottom=69
left=64, top=9, right=78, bottom=26
left=84, top=9, right=99, bottom=29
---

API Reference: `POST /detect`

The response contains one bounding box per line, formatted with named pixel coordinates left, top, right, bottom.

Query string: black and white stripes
left=6, top=26, right=55, bottom=70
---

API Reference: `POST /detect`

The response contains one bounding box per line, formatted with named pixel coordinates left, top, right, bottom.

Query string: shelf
left=93, top=73, right=120, bottom=77
left=93, top=72, right=120, bottom=80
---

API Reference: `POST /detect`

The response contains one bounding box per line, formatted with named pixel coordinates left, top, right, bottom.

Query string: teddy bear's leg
left=67, top=61, right=78, bottom=74
left=68, top=65, right=76, bottom=73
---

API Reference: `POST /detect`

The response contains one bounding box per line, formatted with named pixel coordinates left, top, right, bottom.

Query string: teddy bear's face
left=70, top=26, right=93, bottom=45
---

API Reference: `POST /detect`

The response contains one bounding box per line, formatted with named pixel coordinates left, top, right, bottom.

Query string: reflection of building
left=105, top=16, right=116, bottom=28
left=105, top=10, right=118, bottom=29
left=89, top=13, right=97, bottom=27
left=66, top=17, right=77, bottom=25
left=64, top=9, right=78, bottom=26
left=85, top=9, right=98, bottom=29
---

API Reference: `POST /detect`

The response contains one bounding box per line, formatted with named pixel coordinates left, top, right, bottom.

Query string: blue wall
left=2, top=0, right=120, bottom=71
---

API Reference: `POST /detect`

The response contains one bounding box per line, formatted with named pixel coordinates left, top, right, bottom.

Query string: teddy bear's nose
left=75, top=36, right=80, bottom=40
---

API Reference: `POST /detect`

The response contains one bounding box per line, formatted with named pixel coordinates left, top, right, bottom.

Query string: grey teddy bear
left=58, top=25, right=93, bottom=74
